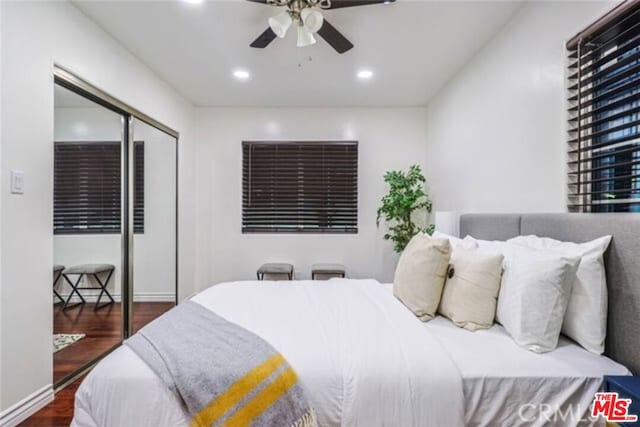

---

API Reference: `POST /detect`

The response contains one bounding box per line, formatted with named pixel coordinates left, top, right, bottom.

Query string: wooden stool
left=257, top=263, right=294, bottom=280
left=312, top=263, right=346, bottom=280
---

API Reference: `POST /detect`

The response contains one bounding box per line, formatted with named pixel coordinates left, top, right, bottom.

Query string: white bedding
left=73, top=279, right=465, bottom=427
left=427, top=316, right=629, bottom=426
left=378, top=283, right=630, bottom=426
left=74, top=280, right=629, bottom=427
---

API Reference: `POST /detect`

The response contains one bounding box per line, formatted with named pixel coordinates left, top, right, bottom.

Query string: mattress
left=381, top=283, right=631, bottom=427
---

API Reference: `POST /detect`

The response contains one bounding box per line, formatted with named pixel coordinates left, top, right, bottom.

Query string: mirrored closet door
left=53, top=83, right=126, bottom=385
left=131, top=118, right=177, bottom=334
left=52, top=68, right=178, bottom=387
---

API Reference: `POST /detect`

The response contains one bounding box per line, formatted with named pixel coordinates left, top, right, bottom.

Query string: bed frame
left=459, top=213, right=640, bottom=375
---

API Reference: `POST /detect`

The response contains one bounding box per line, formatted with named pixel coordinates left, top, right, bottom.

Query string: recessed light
left=233, top=69, right=251, bottom=81
left=183, top=0, right=203, bottom=4
left=357, top=69, right=374, bottom=80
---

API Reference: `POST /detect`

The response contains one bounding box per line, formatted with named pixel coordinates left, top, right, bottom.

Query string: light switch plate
left=10, top=170, right=24, bottom=194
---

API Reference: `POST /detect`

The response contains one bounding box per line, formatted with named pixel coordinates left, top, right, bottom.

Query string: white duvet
left=73, top=279, right=465, bottom=427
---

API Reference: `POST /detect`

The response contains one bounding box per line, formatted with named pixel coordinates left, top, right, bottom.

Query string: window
left=242, top=141, right=358, bottom=233
left=567, top=2, right=640, bottom=212
left=54, top=141, right=144, bottom=234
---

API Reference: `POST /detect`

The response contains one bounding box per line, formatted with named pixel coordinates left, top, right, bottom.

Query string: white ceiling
left=72, top=0, right=522, bottom=107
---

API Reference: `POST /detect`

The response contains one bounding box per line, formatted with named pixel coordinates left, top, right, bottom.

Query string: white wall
left=53, top=107, right=177, bottom=301
left=195, top=108, right=428, bottom=287
left=0, top=0, right=195, bottom=415
left=424, top=1, right=616, bottom=213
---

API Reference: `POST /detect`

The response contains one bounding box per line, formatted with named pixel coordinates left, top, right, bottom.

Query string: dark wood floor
left=19, top=376, right=85, bottom=427
left=20, top=301, right=174, bottom=426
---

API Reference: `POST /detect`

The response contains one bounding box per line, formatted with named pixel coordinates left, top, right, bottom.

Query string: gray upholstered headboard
left=459, top=213, right=640, bottom=375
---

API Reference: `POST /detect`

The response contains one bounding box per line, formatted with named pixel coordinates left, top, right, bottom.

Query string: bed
left=72, top=213, right=640, bottom=427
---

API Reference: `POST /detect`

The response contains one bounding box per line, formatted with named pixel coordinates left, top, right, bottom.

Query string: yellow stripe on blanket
left=224, top=368, right=299, bottom=427
left=191, top=353, right=286, bottom=427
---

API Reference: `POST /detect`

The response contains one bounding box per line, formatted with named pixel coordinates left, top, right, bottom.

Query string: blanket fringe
left=291, top=408, right=318, bottom=427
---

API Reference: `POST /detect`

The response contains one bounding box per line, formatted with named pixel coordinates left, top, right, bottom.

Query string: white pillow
left=438, top=247, right=504, bottom=331
left=463, top=235, right=504, bottom=254
left=465, top=237, right=581, bottom=352
left=508, top=235, right=612, bottom=354
left=433, top=231, right=477, bottom=250
left=393, top=234, right=451, bottom=321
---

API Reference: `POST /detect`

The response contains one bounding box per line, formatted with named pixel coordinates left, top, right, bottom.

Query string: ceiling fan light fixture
left=250, top=0, right=396, bottom=53
left=297, top=25, right=316, bottom=47
left=300, top=8, right=324, bottom=33
left=268, top=11, right=292, bottom=38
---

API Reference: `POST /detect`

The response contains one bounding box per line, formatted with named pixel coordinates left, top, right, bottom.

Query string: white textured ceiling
left=73, top=0, right=522, bottom=107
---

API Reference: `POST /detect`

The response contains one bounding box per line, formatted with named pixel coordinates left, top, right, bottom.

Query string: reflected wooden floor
left=53, top=301, right=174, bottom=384
left=21, top=302, right=174, bottom=426
left=53, top=302, right=121, bottom=385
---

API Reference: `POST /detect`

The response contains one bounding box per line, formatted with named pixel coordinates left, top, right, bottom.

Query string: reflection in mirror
left=53, top=84, right=124, bottom=385
left=131, top=118, right=177, bottom=334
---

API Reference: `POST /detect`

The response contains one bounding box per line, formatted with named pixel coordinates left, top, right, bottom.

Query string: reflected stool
left=62, top=264, right=115, bottom=311
left=53, top=265, right=66, bottom=305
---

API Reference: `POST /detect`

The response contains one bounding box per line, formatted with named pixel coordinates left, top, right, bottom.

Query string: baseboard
left=0, top=385, right=54, bottom=427
left=131, top=292, right=176, bottom=302
left=56, top=292, right=175, bottom=303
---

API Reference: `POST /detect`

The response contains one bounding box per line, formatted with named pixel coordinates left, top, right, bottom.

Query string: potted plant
left=376, top=164, right=434, bottom=253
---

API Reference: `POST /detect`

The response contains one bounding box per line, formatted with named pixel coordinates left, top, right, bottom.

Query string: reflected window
left=54, top=141, right=145, bottom=233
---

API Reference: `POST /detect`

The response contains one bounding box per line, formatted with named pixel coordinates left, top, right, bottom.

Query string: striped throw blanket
left=125, top=301, right=317, bottom=427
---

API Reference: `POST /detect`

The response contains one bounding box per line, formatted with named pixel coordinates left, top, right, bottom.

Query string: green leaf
left=376, top=164, right=434, bottom=253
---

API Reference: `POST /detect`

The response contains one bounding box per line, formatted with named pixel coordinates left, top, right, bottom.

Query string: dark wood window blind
left=567, top=2, right=640, bottom=212
left=242, top=141, right=358, bottom=233
left=54, top=141, right=144, bottom=234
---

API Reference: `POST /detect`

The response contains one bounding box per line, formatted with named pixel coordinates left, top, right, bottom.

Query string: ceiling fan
left=248, top=0, right=396, bottom=54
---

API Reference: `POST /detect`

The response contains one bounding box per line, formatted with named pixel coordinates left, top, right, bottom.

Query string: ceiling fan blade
left=245, top=0, right=269, bottom=4
left=250, top=27, right=278, bottom=48
left=316, top=19, right=354, bottom=54
left=326, top=0, right=395, bottom=9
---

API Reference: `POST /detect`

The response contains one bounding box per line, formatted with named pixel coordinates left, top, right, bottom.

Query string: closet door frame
left=53, top=65, right=179, bottom=385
